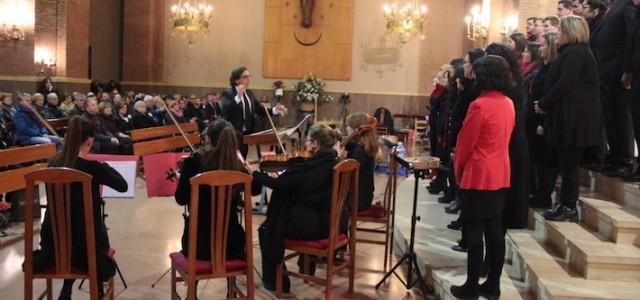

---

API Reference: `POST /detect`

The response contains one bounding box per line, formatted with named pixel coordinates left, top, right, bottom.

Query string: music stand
left=375, top=154, right=433, bottom=295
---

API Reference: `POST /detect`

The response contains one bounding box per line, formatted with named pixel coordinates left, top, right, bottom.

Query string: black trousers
left=556, top=147, right=583, bottom=208
left=601, top=72, right=634, bottom=165
left=631, top=75, right=640, bottom=162
left=460, top=189, right=505, bottom=290
left=532, top=162, right=558, bottom=203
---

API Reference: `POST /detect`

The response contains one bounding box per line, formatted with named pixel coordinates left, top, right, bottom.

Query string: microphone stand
left=375, top=154, right=434, bottom=296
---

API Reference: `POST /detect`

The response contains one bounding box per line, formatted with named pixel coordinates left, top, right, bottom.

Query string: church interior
left=1, top=0, right=639, bottom=299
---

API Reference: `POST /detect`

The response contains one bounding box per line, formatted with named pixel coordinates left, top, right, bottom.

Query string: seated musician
left=249, top=124, right=341, bottom=294
left=13, top=93, right=63, bottom=150
left=342, top=112, right=379, bottom=211
left=174, top=119, right=258, bottom=265
left=29, top=116, right=127, bottom=299
left=131, top=100, right=157, bottom=129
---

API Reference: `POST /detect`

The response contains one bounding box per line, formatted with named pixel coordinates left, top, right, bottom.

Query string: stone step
left=507, top=231, right=640, bottom=300
left=545, top=221, right=640, bottom=282
left=581, top=197, right=640, bottom=246
left=580, top=169, right=640, bottom=211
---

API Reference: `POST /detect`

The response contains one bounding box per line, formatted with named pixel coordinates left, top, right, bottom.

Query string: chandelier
left=382, top=0, right=428, bottom=43
left=169, top=0, right=214, bottom=44
left=465, top=4, right=488, bottom=41
left=1, top=24, right=25, bottom=40
left=0, top=0, right=32, bottom=41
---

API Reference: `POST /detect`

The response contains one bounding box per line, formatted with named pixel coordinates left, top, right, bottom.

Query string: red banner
left=142, top=153, right=189, bottom=197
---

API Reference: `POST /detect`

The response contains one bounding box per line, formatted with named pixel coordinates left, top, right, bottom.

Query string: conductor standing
left=221, top=66, right=287, bottom=158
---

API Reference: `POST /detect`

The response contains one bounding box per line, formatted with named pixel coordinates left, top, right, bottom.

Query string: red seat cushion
left=169, top=252, right=247, bottom=275
left=285, top=234, right=348, bottom=249
left=357, top=204, right=387, bottom=218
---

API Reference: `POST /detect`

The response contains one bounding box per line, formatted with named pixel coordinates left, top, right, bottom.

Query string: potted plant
left=293, top=73, right=333, bottom=112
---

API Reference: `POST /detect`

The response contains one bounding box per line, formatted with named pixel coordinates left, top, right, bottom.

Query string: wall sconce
left=465, top=5, right=488, bottom=42
left=34, top=48, right=56, bottom=76
left=501, top=14, right=519, bottom=39
left=0, top=0, right=34, bottom=41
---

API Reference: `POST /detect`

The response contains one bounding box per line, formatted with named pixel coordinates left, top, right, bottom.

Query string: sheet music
left=248, top=113, right=314, bottom=139
left=103, top=161, right=137, bottom=198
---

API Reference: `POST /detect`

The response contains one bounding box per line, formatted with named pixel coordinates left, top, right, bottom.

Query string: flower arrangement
left=273, top=80, right=284, bottom=89
left=273, top=80, right=285, bottom=97
left=293, top=73, right=333, bottom=103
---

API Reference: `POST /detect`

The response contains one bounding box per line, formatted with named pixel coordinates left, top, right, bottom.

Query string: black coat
left=254, top=150, right=339, bottom=262
left=41, top=104, right=65, bottom=119
left=373, top=107, right=394, bottom=135
left=625, top=7, right=640, bottom=73
left=175, top=154, right=250, bottom=260
left=33, top=158, right=127, bottom=282
left=538, top=43, right=602, bottom=148
left=220, top=87, right=266, bottom=134
left=346, top=143, right=375, bottom=211
left=67, top=105, right=85, bottom=119
left=591, top=0, right=636, bottom=80
left=525, top=63, right=555, bottom=164
left=131, top=110, right=156, bottom=129
left=115, top=115, right=132, bottom=133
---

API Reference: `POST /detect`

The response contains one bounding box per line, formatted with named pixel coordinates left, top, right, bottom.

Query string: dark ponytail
left=51, top=116, right=95, bottom=167
left=308, top=124, right=340, bottom=152
left=201, top=119, right=242, bottom=172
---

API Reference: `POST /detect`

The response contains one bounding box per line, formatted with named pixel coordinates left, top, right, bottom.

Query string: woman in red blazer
left=451, top=55, right=516, bottom=300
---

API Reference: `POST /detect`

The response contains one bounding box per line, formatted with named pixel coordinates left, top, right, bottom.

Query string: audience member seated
left=1, top=94, right=16, bottom=122
left=174, top=119, right=254, bottom=274
left=90, top=79, right=104, bottom=94
left=184, top=94, right=206, bottom=131
left=67, top=92, right=86, bottom=118
left=98, top=102, right=133, bottom=154
left=59, top=93, right=74, bottom=116
left=13, top=93, right=63, bottom=150
left=204, top=92, right=223, bottom=121
left=164, top=100, right=186, bottom=125
left=251, top=124, right=341, bottom=294
left=114, top=101, right=133, bottom=134
left=99, top=92, right=111, bottom=103
left=42, top=93, right=65, bottom=119
left=30, top=116, right=127, bottom=299
left=83, top=99, right=122, bottom=154
left=132, top=100, right=157, bottom=129
left=151, top=96, right=166, bottom=125
left=32, top=93, right=45, bottom=116
left=341, top=112, right=378, bottom=211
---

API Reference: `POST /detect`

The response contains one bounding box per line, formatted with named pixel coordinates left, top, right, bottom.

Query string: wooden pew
left=0, top=143, right=57, bottom=246
left=130, top=123, right=200, bottom=157
left=0, top=144, right=57, bottom=195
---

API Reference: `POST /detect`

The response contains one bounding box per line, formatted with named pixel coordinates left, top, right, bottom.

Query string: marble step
left=581, top=197, right=640, bottom=246
left=507, top=231, right=640, bottom=300
left=431, top=267, right=532, bottom=300
left=580, top=169, right=640, bottom=211
left=545, top=221, right=640, bottom=282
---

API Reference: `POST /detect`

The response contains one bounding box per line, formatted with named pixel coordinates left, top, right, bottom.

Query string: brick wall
left=122, top=0, right=165, bottom=83
left=0, top=0, right=37, bottom=76
left=519, top=0, right=558, bottom=30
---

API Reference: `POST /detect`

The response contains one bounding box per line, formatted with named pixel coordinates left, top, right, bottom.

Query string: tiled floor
left=0, top=172, right=424, bottom=299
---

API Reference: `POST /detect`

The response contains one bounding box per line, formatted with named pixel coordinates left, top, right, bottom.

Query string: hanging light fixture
left=0, top=0, right=33, bottom=41
left=169, top=0, right=214, bottom=45
left=465, top=4, right=489, bottom=42
left=382, top=0, right=428, bottom=43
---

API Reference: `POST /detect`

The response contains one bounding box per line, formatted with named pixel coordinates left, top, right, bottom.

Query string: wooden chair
left=355, top=147, right=398, bottom=273
left=23, top=168, right=115, bottom=300
left=169, top=171, right=254, bottom=300
left=412, top=118, right=428, bottom=155
left=276, top=159, right=360, bottom=300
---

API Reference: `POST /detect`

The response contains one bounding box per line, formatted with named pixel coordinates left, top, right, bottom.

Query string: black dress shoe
left=478, top=283, right=500, bottom=300
left=428, top=185, right=445, bottom=195
left=450, top=285, right=479, bottom=300
left=447, top=220, right=461, bottom=230
left=543, top=204, right=578, bottom=222
left=451, top=244, right=467, bottom=252
left=604, top=165, right=633, bottom=177
left=438, top=194, right=454, bottom=204
left=445, top=201, right=461, bottom=214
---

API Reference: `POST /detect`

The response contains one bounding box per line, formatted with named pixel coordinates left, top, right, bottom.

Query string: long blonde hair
left=346, top=112, right=379, bottom=157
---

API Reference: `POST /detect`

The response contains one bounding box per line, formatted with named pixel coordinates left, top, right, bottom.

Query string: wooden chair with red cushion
left=23, top=168, right=115, bottom=300
left=355, top=147, right=397, bottom=273
left=276, top=159, right=360, bottom=300
left=169, top=171, right=254, bottom=300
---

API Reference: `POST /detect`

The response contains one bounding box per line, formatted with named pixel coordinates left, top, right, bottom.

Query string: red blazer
left=454, top=91, right=515, bottom=191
